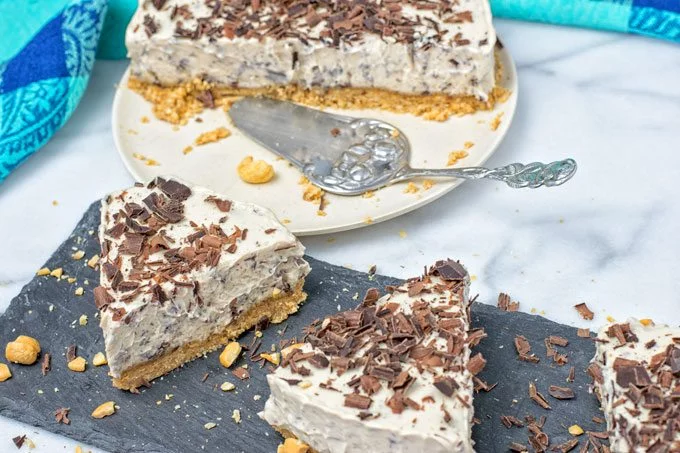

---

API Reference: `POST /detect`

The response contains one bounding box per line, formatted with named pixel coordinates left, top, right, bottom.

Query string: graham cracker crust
left=111, top=281, right=306, bottom=390
left=128, top=52, right=509, bottom=126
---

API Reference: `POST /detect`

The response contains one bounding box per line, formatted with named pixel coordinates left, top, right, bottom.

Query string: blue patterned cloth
left=490, top=0, right=679, bottom=42
left=0, top=0, right=107, bottom=183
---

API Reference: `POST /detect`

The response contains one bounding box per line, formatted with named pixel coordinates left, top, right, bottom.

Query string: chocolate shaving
left=574, top=303, right=594, bottom=320
left=159, top=179, right=192, bottom=201
left=344, top=393, right=372, bottom=410
left=669, top=346, right=680, bottom=376
left=528, top=381, right=551, bottom=409
left=547, top=335, right=569, bottom=347
left=433, top=376, right=458, bottom=397
left=431, top=259, right=466, bottom=281
left=466, top=353, right=486, bottom=375
left=615, top=365, right=652, bottom=388
left=41, top=353, right=51, bottom=376
left=548, top=385, right=575, bottom=400
left=362, top=288, right=380, bottom=306
left=54, top=407, right=70, bottom=425
left=577, top=328, right=591, bottom=338
left=498, top=293, right=520, bottom=312
left=12, top=435, right=26, bottom=449
left=150, top=284, right=168, bottom=303
left=308, top=354, right=330, bottom=368
left=515, top=335, right=532, bottom=355
left=232, top=368, right=250, bottom=380
left=66, top=345, right=77, bottom=362
left=143, top=14, right=158, bottom=37
left=567, top=366, right=575, bottom=383
left=205, top=195, right=232, bottom=212
left=501, top=415, right=525, bottom=428
left=551, top=438, right=579, bottom=452
left=587, top=363, right=603, bottom=384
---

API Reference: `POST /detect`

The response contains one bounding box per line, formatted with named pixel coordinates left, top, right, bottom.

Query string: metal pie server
left=229, top=97, right=577, bottom=196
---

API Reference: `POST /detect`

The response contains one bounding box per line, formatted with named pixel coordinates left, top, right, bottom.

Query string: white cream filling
left=261, top=277, right=474, bottom=453
left=593, top=319, right=680, bottom=452
left=126, top=0, right=496, bottom=98
left=102, top=251, right=308, bottom=377
left=99, top=181, right=310, bottom=377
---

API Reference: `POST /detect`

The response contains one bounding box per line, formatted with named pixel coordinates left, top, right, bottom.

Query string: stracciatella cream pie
left=589, top=320, right=680, bottom=452
left=125, top=0, right=508, bottom=123
left=95, top=177, right=310, bottom=390
left=261, top=259, right=486, bottom=452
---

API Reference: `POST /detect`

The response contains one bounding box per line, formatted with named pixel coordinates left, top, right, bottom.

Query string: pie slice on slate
left=95, top=177, right=310, bottom=390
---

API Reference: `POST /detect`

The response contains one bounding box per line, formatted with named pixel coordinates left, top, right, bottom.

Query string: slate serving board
left=0, top=203, right=604, bottom=453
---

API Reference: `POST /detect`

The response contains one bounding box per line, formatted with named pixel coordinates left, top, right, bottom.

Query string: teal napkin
left=0, top=0, right=107, bottom=183
left=492, top=0, right=679, bottom=42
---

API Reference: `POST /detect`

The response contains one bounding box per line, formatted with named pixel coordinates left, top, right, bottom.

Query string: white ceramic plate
left=112, top=46, right=517, bottom=236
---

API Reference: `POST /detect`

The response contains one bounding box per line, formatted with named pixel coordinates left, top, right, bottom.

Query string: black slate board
left=0, top=203, right=603, bottom=453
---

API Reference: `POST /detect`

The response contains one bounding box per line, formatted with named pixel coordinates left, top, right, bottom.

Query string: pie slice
left=95, top=177, right=310, bottom=390
left=589, top=320, right=680, bottom=452
left=262, top=259, right=485, bottom=452
left=126, top=0, right=507, bottom=124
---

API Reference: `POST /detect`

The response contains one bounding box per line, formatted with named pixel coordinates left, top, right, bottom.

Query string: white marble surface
left=0, top=19, right=679, bottom=452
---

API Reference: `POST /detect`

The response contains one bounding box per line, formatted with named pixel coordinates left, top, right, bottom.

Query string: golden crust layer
left=111, top=281, right=306, bottom=390
left=127, top=53, right=509, bottom=125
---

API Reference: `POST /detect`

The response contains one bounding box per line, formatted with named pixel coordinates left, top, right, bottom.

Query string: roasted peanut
left=219, top=342, right=242, bottom=368
left=568, top=425, right=584, bottom=436
left=277, top=438, right=310, bottom=453
left=260, top=352, right=281, bottom=366
left=68, top=357, right=87, bottom=372
left=5, top=336, right=40, bottom=365
left=92, top=401, right=116, bottom=419
left=92, top=352, right=108, bottom=366
left=237, top=156, right=275, bottom=184
left=0, top=363, right=12, bottom=382
left=15, top=335, right=40, bottom=354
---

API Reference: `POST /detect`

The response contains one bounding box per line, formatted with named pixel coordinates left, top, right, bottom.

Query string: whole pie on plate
left=125, top=0, right=508, bottom=124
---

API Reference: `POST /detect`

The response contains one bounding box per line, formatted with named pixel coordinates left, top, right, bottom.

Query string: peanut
left=260, top=352, right=281, bottom=366
left=219, top=342, right=242, bottom=368
left=220, top=381, right=235, bottom=392
left=92, top=352, right=108, bottom=366
left=15, top=335, right=40, bottom=354
left=5, top=336, right=40, bottom=365
left=237, top=156, right=275, bottom=184
left=68, top=357, right=87, bottom=372
left=92, top=401, right=116, bottom=419
left=277, top=438, right=310, bottom=453
left=0, top=363, right=12, bottom=381
left=568, top=424, right=584, bottom=436
left=50, top=268, right=63, bottom=278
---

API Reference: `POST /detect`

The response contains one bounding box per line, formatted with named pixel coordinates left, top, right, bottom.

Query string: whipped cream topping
left=262, top=260, right=484, bottom=453
left=590, top=320, right=680, bottom=452
left=126, top=0, right=496, bottom=97
left=97, top=178, right=310, bottom=377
